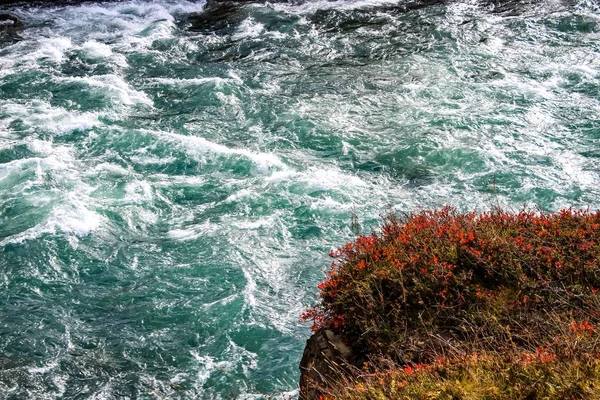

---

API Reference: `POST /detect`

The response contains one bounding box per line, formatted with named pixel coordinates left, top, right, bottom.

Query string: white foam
left=124, top=180, right=153, bottom=204
left=215, top=91, right=242, bottom=107
left=224, top=338, right=258, bottom=375
left=28, top=139, right=59, bottom=156
left=266, top=166, right=368, bottom=193
left=167, top=230, right=199, bottom=241
left=0, top=140, right=75, bottom=189
left=167, top=220, right=217, bottom=241
left=0, top=202, right=102, bottom=246
left=49, top=204, right=102, bottom=237
left=56, top=75, right=153, bottom=107
left=135, top=19, right=175, bottom=42
left=252, top=79, right=281, bottom=95
left=0, top=36, right=69, bottom=71
left=147, top=129, right=286, bottom=172
left=37, top=37, right=73, bottom=63
left=81, top=40, right=113, bottom=58
left=79, top=40, right=129, bottom=67
left=227, top=71, right=244, bottom=85
left=270, top=0, right=400, bottom=15
left=242, top=268, right=257, bottom=309
left=232, top=18, right=265, bottom=40
left=151, top=174, right=206, bottom=186
left=29, top=362, right=58, bottom=375
left=243, top=390, right=298, bottom=400
left=129, top=154, right=177, bottom=165
left=189, top=352, right=231, bottom=387
left=0, top=101, right=102, bottom=135
left=93, top=163, right=131, bottom=175
left=523, top=105, right=556, bottom=127
left=224, top=188, right=255, bottom=203
left=309, top=196, right=352, bottom=211
left=0, top=136, right=103, bottom=244
left=554, top=151, right=597, bottom=187
left=150, top=77, right=233, bottom=87
left=234, top=217, right=275, bottom=230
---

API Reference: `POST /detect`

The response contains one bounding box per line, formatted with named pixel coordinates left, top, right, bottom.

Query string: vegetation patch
left=318, top=352, right=600, bottom=399
left=302, top=207, right=600, bottom=399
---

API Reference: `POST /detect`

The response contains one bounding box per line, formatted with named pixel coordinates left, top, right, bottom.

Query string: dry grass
left=318, top=352, right=600, bottom=399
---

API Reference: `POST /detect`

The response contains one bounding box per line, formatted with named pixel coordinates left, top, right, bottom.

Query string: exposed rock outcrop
left=183, top=1, right=249, bottom=35
left=299, top=329, right=354, bottom=400
left=0, top=13, right=22, bottom=39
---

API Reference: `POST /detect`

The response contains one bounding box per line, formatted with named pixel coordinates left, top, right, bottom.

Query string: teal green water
left=0, top=0, right=599, bottom=397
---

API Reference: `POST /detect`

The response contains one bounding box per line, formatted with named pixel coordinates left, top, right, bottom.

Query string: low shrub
left=302, top=207, right=600, bottom=398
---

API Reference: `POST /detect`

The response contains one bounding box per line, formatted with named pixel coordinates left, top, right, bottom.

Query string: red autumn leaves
left=302, top=207, right=600, bottom=363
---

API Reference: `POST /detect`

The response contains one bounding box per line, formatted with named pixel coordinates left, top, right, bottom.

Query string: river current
left=0, top=0, right=599, bottom=398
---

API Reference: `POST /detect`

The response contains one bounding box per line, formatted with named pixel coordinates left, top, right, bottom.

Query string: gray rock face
left=183, top=1, right=248, bottom=35
left=299, top=329, right=354, bottom=400
left=0, top=13, right=23, bottom=37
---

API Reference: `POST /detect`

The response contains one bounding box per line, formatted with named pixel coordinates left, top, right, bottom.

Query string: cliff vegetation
left=301, top=207, right=600, bottom=399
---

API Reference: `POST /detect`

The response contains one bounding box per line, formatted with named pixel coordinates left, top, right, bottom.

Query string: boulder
left=299, top=329, right=354, bottom=400
left=0, top=13, right=23, bottom=37
left=183, top=1, right=249, bottom=35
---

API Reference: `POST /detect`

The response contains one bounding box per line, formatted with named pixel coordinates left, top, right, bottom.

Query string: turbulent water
left=0, top=0, right=599, bottom=397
